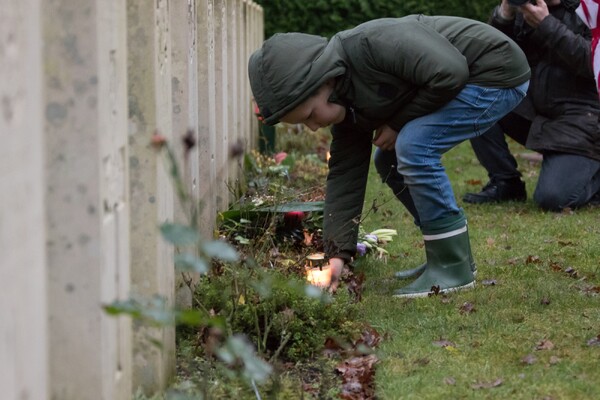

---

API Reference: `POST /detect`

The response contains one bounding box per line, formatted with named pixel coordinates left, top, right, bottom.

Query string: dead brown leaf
left=580, top=285, right=600, bottom=295
left=302, top=229, right=314, bottom=246
left=535, top=339, right=555, bottom=351
left=336, top=354, right=379, bottom=400
left=557, top=240, right=574, bottom=247
left=526, top=255, right=542, bottom=264
left=564, top=267, right=579, bottom=278
left=356, top=326, right=383, bottom=349
left=414, top=357, right=430, bottom=366
left=471, top=378, right=503, bottom=389
left=428, top=285, right=441, bottom=297
left=549, top=261, right=563, bottom=272
left=465, top=179, right=482, bottom=186
left=345, top=271, right=365, bottom=303
left=540, top=297, right=551, bottom=305
left=432, top=339, right=456, bottom=348
left=507, top=257, right=519, bottom=266
left=587, top=335, right=600, bottom=346
left=482, top=279, right=498, bottom=286
left=459, top=302, right=476, bottom=314
left=444, top=377, right=456, bottom=385
left=521, top=354, right=537, bottom=365
left=323, top=326, right=382, bottom=358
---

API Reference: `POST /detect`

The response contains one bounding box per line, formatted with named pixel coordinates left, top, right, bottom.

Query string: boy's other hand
left=373, top=125, right=399, bottom=151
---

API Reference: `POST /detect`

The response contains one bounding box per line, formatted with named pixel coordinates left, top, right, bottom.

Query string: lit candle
left=306, top=266, right=332, bottom=288
left=305, top=253, right=331, bottom=287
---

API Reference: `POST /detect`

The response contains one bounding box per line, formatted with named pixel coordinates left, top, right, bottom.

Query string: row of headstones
left=0, top=0, right=264, bottom=399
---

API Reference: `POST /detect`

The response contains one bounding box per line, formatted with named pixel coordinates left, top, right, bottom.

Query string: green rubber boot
left=393, top=212, right=475, bottom=298
left=394, top=221, right=477, bottom=280
left=394, top=263, right=427, bottom=280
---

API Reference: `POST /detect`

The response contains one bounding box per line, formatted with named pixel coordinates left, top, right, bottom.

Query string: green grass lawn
left=357, top=140, right=600, bottom=399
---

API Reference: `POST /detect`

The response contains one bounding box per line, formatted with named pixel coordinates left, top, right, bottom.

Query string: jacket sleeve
left=489, top=5, right=517, bottom=38
left=323, top=123, right=373, bottom=263
left=361, top=21, right=470, bottom=132
left=529, top=15, right=594, bottom=79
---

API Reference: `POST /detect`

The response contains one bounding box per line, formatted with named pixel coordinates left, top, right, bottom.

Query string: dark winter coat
left=490, top=0, right=600, bottom=161
left=249, top=15, right=530, bottom=261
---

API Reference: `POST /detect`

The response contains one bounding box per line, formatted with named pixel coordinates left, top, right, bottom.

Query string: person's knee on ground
left=533, top=184, right=586, bottom=211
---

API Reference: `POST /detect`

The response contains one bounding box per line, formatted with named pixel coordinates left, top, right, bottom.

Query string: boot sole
left=396, top=270, right=478, bottom=280
left=393, top=281, right=475, bottom=299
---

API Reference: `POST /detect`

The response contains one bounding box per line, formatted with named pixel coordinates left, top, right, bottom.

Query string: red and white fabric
left=576, top=0, right=600, bottom=95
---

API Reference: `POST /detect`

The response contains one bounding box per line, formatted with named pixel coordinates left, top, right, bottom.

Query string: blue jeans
left=374, top=82, right=529, bottom=225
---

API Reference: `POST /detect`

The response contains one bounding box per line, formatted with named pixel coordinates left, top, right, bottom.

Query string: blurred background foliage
left=254, top=0, right=501, bottom=38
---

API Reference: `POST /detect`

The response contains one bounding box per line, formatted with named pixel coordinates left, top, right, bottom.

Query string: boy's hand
left=373, top=125, right=398, bottom=151
left=327, top=257, right=345, bottom=293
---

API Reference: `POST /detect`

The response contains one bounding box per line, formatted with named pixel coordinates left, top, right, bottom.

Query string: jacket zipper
left=348, top=107, right=357, bottom=123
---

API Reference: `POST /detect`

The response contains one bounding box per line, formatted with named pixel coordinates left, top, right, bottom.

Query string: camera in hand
left=507, top=0, right=535, bottom=5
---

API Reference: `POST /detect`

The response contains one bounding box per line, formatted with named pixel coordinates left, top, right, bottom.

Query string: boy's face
left=280, top=81, right=346, bottom=131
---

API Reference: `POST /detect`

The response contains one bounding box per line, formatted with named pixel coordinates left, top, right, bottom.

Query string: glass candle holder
left=305, top=252, right=330, bottom=287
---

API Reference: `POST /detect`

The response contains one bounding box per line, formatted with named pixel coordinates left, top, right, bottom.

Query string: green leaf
left=103, top=299, right=142, bottom=318
left=201, top=239, right=239, bottom=262
left=174, top=253, right=210, bottom=274
left=235, top=235, right=251, bottom=245
left=160, top=223, right=199, bottom=245
left=258, top=201, right=325, bottom=213
left=216, top=334, right=273, bottom=383
left=175, top=309, right=208, bottom=326
left=281, top=153, right=296, bottom=168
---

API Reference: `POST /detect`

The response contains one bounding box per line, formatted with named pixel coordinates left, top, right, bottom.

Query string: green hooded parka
left=249, top=15, right=530, bottom=261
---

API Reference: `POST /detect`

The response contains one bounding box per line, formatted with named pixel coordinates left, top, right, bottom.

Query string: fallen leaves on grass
left=535, top=339, right=555, bottom=351
left=459, top=302, right=476, bottom=314
left=564, top=266, right=579, bottom=278
left=540, top=297, right=551, bottom=305
left=444, top=377, right=456, bottom=385
left=323, top=327, right=382, bottom=359
left=336, top=354, right=379, bottom=400
left=433, top=339, right=460, bottom=353
left=432, top=339, right=456, bottom=348
left=521, top=354, right=537, bottom=365
left=427, top=285, right=441, bottom=297
left=482, top=279, right=498, bottom=286
left=587, top=335, right=600, bottom=346
left=557, top=239, right=575, bottom=247
left=345, top=271, right=365, bottom=303
left=548, top=261, right=583, bottom=279
left=324, top=327, right=382, bottom=400
left=526, top=255, right=542, bottom=264
left=580, top=285, right=600, bottom=295
left=465, top=179, right=482, bottom=186
left=549, top=356, right=561, bottom=365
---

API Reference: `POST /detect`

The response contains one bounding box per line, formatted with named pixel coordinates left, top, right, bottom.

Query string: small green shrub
left=195, top=267, right=361, bottom=362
